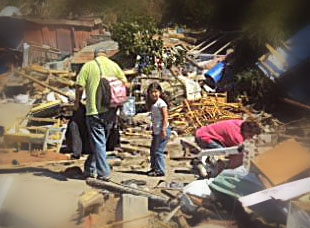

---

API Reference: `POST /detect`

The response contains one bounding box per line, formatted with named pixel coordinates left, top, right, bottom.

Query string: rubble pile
left=0, top=15, right=309, bottom=228
left=169, top=94, right=245, bottom=135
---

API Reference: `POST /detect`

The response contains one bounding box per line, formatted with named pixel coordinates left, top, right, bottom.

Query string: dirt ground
left=0, top=149, right=69, bottom=167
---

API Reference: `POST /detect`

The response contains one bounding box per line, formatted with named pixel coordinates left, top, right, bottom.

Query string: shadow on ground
left=0, top=166, right=85, bottom=181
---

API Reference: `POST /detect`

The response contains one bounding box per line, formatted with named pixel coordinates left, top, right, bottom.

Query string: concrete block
left=121, top=194, right=149, bottom=228
left=287, top=198, right=310, bottom=228
left=78, top=189, right=104, bottom=216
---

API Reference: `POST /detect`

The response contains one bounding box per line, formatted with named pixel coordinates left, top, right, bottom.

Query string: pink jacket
left=195, top=119, right=244, bottom=147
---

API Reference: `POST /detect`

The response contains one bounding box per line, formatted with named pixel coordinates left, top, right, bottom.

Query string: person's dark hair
left=241, top=120, right=261, bottom=135
left=145, top=82, right=170, bottom=110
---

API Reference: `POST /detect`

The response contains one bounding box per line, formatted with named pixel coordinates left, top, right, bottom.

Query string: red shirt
left=195, top=119, right=244, bottom=147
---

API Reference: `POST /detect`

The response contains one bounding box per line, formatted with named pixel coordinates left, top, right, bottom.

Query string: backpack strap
left=94, top=58, right=103, bottom=78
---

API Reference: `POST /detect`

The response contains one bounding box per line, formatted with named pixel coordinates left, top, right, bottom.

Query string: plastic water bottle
left=122, top=96, right=136, bottom=117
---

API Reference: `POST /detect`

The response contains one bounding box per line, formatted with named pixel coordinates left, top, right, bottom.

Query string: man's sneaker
left=70, top=154, right=80, bottom=160
left=85, top=173, right=96, bottom=179
left=148, top=170, right=165, bottom=177
left=146, top=168, right=155, bottom=175
left=97, top=175, right=111, bottom=182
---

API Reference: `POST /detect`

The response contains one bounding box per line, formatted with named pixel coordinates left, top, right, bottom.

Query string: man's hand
left=75, top=84, right=83, bottom=111
left=227, top=153, right=244, bottom=169
left=73, top=101, right=80, bottom=111
left=160, top=129, right=167, bottom=139
left=125, top=81, right=131, bottom=89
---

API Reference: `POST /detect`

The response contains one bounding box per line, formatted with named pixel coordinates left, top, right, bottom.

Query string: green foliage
left=111, top=16, right=186, bottom=74
left=232, top=69, right=278, bottom=108
left=111, top=16, right=163, bottom=56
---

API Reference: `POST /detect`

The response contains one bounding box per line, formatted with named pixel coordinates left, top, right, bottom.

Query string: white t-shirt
left=151, top=98, right=168, bottom=135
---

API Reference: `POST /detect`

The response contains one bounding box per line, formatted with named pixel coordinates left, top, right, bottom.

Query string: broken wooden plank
left=86, top=178, right=169, bottom=206
left=103, top=214, right=153, bottom=228
left=239, top=177, right=310, bottom=207
left=213, top=41, right=231, bottom=55
left=265, top=43, right=288, bottom=68
left=187, top=40, right=207, bottom=53
left=27, top=117, right=59, bottom=123
left=258, top=59, right=280, bottom=78
left=14, top=70, right=74, bottom=100
left=192, top=40, right=217, bottom=55
left=184, top=56, right=204, bottom=70
left=28, top=65, right=75, bottom=77
left=283, top=98, right=310, bottom=110
left=164, top=205, right=182, bottom=223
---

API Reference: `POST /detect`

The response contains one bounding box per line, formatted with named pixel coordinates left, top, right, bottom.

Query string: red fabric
left=195, top=119, right=244, bottom=147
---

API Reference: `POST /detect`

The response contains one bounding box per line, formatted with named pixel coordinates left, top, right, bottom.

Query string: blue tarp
left=257, top=25, right=310, bottom=81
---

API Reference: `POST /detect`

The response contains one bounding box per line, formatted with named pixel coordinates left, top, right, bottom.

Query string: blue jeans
left=195, top=137, right=224, bottom=149
left=150, top=127, right=171, bottom=174
left=85, top=113, right=114, bottom=177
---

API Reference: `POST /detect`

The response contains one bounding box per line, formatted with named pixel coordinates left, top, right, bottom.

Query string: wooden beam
left=102, top=214, right=154, bottom=228
left=259, top=60, right=280, bottom=78
left=27, top=117, right=59, bottom=123
left=86, top=178, right=169, bottom=206
left=14, top=70, right=74, bottom=101
left=281, top=41, right=290, bottom=50
left=187, top=40, right=207, bottom=53
left=184, top=55, right=204, bottom=70
left=213, top=41, right=231, bottom=55
left=283, top=98, right=310, bottom=110
left=163, top=205, right=181, bottom=223
left=192, top=40, right=218, bottom=55
left=239, top=177, right=310, bottom=207
left=259, top=54, right=267, bottom=62
left=265, top=43, right=288, bottom=68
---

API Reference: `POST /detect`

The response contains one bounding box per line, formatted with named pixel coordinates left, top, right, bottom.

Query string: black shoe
left=97, top=175, right=111, bottom=182
left=146, top=168, right=155, bottom=175
left=148, top=170, right=165, bottom=177
left=85, top=173, right=96, bottom=179
left=155, top=171, right=165, bottom=177
left=71, top=154, right=80, bottom=160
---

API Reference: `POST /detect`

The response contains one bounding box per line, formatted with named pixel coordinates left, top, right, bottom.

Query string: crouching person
left=194, top=119, right=260, bottom=177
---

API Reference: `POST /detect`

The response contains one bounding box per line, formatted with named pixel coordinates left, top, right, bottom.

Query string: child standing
left=146, top=82, right=170, bottom=177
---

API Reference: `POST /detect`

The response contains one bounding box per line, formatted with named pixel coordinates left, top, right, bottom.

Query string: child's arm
left=160, top=106, right=168, bottom=138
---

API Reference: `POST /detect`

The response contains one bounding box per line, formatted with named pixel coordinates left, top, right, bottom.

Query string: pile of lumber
left=169, top=94, right=246, bottom=135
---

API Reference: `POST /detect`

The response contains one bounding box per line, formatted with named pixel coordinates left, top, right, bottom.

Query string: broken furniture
left=250, top=138, right=310, bottom=186
left=4, top=124, right=67, bottom=153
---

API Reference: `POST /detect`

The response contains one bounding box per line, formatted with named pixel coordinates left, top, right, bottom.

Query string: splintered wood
left=169, top=94, right=245, bottom=135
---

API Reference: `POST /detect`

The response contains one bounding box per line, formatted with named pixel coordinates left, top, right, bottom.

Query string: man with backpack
left=74, top=47, right=128, bottom=181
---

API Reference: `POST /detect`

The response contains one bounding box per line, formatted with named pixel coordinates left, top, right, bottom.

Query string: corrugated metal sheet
left=22, top=18, right=103, bottom=54
left=73, top=28, right=91, bottom=50
left=71, top=40, right=119, bottom=64
left=56, top=28, right=73, bottom=54
left=91, top=28, right=99, bottom=35
left=22, top=17, right=102, bottom=27
left=42, top=26, right=57, bottom=48
left=24, top=28, right=43, bottom=44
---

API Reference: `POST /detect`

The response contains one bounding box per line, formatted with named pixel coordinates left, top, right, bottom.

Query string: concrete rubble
left=0, top=15, right=309, bottom=228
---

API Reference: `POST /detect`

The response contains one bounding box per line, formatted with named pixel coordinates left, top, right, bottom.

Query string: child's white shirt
left=151, top=98, right=169, bottom=135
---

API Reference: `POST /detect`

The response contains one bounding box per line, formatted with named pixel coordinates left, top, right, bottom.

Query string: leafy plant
left=111, top=16, right=185, bottom=74
left=232, top=68, right=279, bottom=109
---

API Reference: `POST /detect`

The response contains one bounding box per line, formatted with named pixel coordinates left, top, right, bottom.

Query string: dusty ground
left=0, top=160, right=90, bottom=228
left=0, top=131, right=278, bottom=228
left=0, top=149, right=69, bottom=167
left=0, top=149, right=198, bottom=228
